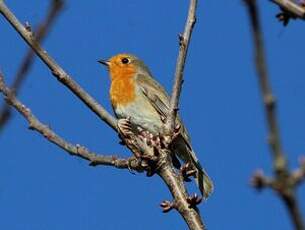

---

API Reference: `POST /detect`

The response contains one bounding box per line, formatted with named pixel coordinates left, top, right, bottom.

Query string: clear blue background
left=0, top=0, right=305, bottom=229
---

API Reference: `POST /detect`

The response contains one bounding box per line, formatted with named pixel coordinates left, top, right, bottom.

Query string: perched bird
left=98, top=54, right=213, bottom=198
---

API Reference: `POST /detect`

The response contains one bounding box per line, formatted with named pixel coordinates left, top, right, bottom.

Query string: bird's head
left=98, top=53, right=151, bottom=81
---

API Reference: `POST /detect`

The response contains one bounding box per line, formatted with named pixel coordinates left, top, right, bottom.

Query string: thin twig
left=246, top=0, right=286, bottom=173
left=270, top=0, right=305, bottom=25
left=165, top=0, right=197, bottom=135
left=0, top=72, right=142, bottom=171
left=271, top=0, right=305, bottom=18
left=0, top=0, right=117, bottom=131
left=245, top=1, right=305, bottom=229
left=0, top=0, right=64, bottom=132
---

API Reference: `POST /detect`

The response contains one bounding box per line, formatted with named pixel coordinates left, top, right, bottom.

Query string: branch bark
left=158, top=160, right=205, bottom=230
left=271, top=0, right=305, bottom=18
left=245, top=1, right=305, bottom=229
left=269, top=0, right=305, bottom=25
left=0, top=0, right=117, bottom=131
left=165, top=0, right=197, bottom=135
left=0, top=0, right=64, bottom=132
left=0, top=71, right=142, bottom=171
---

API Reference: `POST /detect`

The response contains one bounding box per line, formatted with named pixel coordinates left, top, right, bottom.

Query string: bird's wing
left=135, top=73, right=191, bottom=142
left=135, top=73, right=170, bottom=119
left=136, top=74, right=213, bottom=198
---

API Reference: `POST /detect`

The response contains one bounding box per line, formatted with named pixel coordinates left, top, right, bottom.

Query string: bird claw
left=141, top=154, right=158, bottom=162
left=187, top=193, right=202, bottom=208
left=140, top=153, right=159, bottom=177
left=118, top=121, right=162, bottom=175
left=160, top=200, right=175, bottom=213
left=118, top=118, right=133, bottom=137
left=180, top=162, right=197, bottom=182
left=127, top=158, right=138, bottom=175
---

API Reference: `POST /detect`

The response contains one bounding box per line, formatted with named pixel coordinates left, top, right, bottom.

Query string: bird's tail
left=186, top=149, right=214, bottom=199
left=173, top=136, right=213, bottom=199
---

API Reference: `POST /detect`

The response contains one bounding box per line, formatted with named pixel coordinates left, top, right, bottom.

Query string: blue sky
left=1, top=0, right=305, bottom=229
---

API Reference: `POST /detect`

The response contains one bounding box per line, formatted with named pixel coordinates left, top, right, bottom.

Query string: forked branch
left=0, top=0, right=117, bottom=131
left=245, top=1, right=305, bottom=229
left=0, top=72, right=142, bottom=171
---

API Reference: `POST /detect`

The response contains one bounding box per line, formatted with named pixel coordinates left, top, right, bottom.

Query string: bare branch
left=270, top=0, right=305, bottom=25
left=271, top=0, right=305, bottom=17
left=0, top=1, right=207, bottom=229
left=0, top=0, right=64, bottom=132
left=245, top=1, right=305, bottom=229
left=0, top=71, right=142, bottom=171
left=245, top=0, right=286, bottom=173
left=158, top=162, right=206, bottom=230
left=0, top=0, right=117, bottom=131
left=116, top=126, right=206, bottom=230
left=165, top=0, right=197, bottom=135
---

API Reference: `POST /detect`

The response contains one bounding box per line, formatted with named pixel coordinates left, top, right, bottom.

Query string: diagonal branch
left=165, top=0, right=197, bottom=135
left=271, top=0, right=305, bottom=17
left=245, top=1, right=305, bottom=229
left=0, top=0, right=117, bottom=131
left=270, top=0, right=305, bottom=25
left=0, top=71, right=142, bottom=171
left=0, top=0, right=64, bottom=133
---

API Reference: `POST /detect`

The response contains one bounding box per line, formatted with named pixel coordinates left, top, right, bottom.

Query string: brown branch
left=0, top=71, right=142, bottom=171
left=0, top=0, right=117, bottom=131
left=270, top=0, right=305, bottom=25
left=246, top=0, right=286, bottom=173
left=165, top=0, right=197, bottom=135
left=158, top=161, right=206, bottom=230
left=272, top=0, right=305, bottom=18
left=0, top=0, right=64, bottom=132
left=245, top=1, right=305, bottom=229
left=0, top=1, right=207, bottom=229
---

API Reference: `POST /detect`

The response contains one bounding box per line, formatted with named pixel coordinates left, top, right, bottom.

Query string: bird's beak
left=98, top=59, right=110, bottom=67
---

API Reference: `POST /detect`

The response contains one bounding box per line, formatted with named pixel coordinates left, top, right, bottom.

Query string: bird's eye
left=121, top=57, right=130, bottom=64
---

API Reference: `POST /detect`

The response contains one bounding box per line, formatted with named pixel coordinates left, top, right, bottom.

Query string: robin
left=98, top=54, right=213, bottom=199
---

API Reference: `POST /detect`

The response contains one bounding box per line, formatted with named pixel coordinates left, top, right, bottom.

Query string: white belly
left=114, top=92, right=163, bottom=135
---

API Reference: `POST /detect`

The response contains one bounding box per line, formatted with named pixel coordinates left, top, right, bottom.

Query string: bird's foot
left=180, top=162, right=197, bottom=182
left=187, top=193, right=202, bottom=208
left=126, top=157, right=139, bottom=175
left=118, top=118, right=133, bottom=137
left=139, top=144, right=159, bottom=177
left=118, top=118, right=143, bottom=158
left=118, top=121, right=163, bottom=175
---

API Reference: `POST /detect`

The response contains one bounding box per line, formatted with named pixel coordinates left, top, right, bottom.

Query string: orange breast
left=109, top=66, right=136, bottom=107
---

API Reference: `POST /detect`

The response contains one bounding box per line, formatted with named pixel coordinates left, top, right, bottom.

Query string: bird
left=98, top=53, right=213, bottom=199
